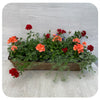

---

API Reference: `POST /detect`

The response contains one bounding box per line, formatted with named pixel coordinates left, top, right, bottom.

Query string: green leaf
left=85, top=36, right=88, bottom=39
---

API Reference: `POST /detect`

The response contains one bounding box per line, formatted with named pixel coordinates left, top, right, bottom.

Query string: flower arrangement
left=7, top=24, right=97, bottom=80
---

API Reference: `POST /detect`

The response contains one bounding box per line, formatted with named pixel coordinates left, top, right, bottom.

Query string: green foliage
left=7, top=30, right=97, bottom=81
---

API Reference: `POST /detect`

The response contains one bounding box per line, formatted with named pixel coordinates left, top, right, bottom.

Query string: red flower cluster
left=87, top=45, right=94, bottom=51
left=45, top=34, right=50, bottom=39
left=62, top=48, right=68, bottom=53
left=81, top=31, right=86, bottom=36
left=25, top=24, right=32, bottom=30
left=9, top=68, right=19, bottom=78
left=57, top=29, right=66, bottom=34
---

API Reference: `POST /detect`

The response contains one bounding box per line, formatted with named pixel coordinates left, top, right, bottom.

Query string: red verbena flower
left=57, top=29, right=66, bottom=34
left=81, top=30, right=86, bottom=36
left=9, top=68, right=19, bottom=78
left=62, top=48, right=68, bottom=53
left=87, top=45, right=94, bottom=51
left=45, top=34, right=50, bottom=39
left=57, top=29, right=62, bottom=33
left=62, top=30, right=66, bottom=33
left=25, top=24, right=32, bottom=30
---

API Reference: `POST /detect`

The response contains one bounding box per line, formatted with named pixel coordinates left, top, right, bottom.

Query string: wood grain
left=9, top=59, right=80, bottom=71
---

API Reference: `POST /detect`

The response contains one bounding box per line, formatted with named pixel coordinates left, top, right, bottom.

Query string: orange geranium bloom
left=7, top=36, right=18, bottom=44
left=11, top=45, right=18, bottom=51
left=36, top=44, right=45, bottom=52
left=82, top=42, right=87, bottom=46
left=52, top=35, right=62, bottom=42
left=53, top=34, right=56, bottom=36
left=73, top=38, right=80, bottom=43
left=73, top=43, right=84, bottom=54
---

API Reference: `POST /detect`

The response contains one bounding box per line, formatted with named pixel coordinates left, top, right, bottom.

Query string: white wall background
left=2, top=3, right=98, bottom=64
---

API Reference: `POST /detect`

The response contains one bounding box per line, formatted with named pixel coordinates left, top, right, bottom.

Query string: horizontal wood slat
left=9, top=59, right=80, bottom=71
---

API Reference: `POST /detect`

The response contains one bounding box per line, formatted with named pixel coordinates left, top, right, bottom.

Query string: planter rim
left=8, top=57, right=81, bottom=71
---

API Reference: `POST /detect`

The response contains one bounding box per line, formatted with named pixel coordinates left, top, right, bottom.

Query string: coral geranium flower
left=52, top=35, right=62, bottom=42
left=82, top=42, right=87, bottom=46
left=53, top=34, right=56, bottom=36
left=25, top=24, right=32, bottom=30
left=36, top=44, right=45, bottom=52
left=73, top=44, right=84, bottom=54
left=73, top=38, right=80, bottom=43
left=9, top=68, right=19, bottom=78
left=7, top=36, right=18, bottom=44
left=11, top=45, right=18, bottom=51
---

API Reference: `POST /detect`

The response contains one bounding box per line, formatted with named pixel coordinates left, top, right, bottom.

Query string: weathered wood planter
left=9, top=58, right=80, bottom=71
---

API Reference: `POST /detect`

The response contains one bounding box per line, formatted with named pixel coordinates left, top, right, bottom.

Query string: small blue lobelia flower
left=62, top=38, right=64, bottom=41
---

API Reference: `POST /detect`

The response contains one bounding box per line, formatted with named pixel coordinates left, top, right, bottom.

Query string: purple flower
left=62, top=38, right=64, bottom=41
